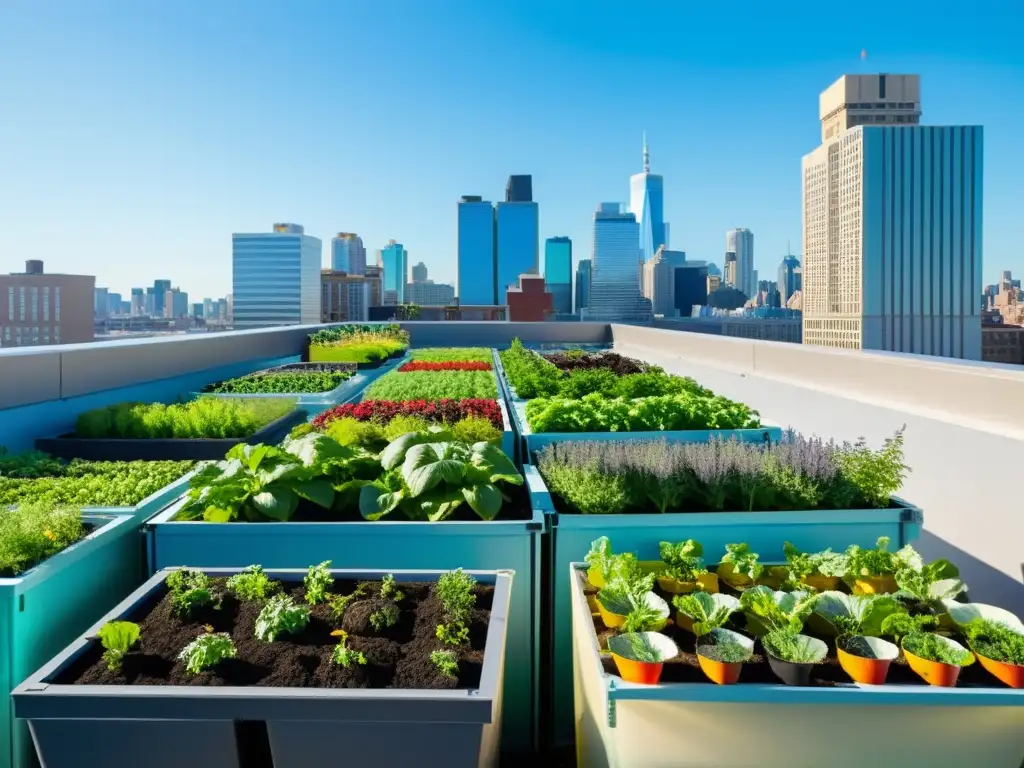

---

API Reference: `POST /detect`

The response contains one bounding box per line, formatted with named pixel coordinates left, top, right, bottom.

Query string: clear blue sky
left=1, top=0, right=1021, bottom=300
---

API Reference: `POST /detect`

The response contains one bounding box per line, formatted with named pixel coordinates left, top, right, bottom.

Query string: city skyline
left=2, top=2, right=1021, bottom=298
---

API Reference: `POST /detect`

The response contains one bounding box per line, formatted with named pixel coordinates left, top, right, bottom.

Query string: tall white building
left=331, top=233, right=366, bottom=275
left=802, top=74, right=982, bottom=359
left=643, top=246, right=686, bottom=317
left=581, top=203, right=652, bottom=322
left=232, top=223, right=322, bottom=328
left=726, top=228, right=754, bottom=298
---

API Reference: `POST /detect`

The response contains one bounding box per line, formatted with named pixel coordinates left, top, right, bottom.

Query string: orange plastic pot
left=852, top=575, right=898, bottom=595
left=976, top=652, right=1024, bottom=689
left=657, top=572, right=720, bottom=595
left=903, top=646, right=963, bottom=687
left=803, top=574, right=840, bottom=592
left=837, top=637, right=899, bottom=685
left=607, top=632, right=679, bottom=685
left=612, top=654, right=664, bottom=684
left=697, top=654, right=742, bottom=685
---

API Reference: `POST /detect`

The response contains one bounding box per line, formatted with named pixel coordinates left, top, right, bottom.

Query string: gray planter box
left=14, top=567, right=513, bottom=768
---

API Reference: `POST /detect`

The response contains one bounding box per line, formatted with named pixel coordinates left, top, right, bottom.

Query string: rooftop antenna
left=642, top=131, right=650, bottom=173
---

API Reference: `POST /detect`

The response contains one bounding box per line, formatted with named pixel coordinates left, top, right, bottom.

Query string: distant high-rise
left=674, top=262, right=710, bottom=317
left=575, top=259, right=592, bottom=313
left=152, top=279, right=171, bottom=317
left=406, top=281, right=456, bottom=306
left=629, top=134, right=667, bottom=264
left=642, top=246, right=685, bottom=317
left=802, top=73, right=982, bottom=359
left=726, top=229, right=754, bottom=297
left=0, top=261, right=94, bottom=347
left=380, top=241, right=408, bottom=304
left=724, top=251, right=738, bottom=290
left=232, top=223, right=321, bottom=328
left=496, top=199, right=539, bottom=305
left=165, top=288, right=189, bottom=319
left=457, top=195, right=497, bottom=305
left=582, top=203, right=652, bottom=322
left=778, top=255, right=802, bottom=306
left=331, top=233, right=366, bottom=275
left=506, top=175, right=533, bottom=203
left=411, top=261, right=429, bottom=283
left=130, top=288, right=145, bottom=316
left=544, top=237, right=572, bottom=314
left=94, top=287, right=108, bottom=319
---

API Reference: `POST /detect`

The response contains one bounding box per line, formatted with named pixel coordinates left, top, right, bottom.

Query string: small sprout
left=255, top=594, right=310, bottom=642
left=380, top=573, right=404, bottom=602
left=98, top=621, right=140, bottom=672
left=331, top=629, right=367, bottom=668
left=328, top=584, right=368, bottom=623
left=431, top=649, right=459, bottom=678
left=226, top=565, right=277, bottom=602
left=166, top=568, right=217, bottom=617
left=369, top=603, right=400, bottom=632
left=436, top=622, right=470, bottom=646
left=178, top=632, right=236, bottom=675
left=304, top=561, right=333, bottom=606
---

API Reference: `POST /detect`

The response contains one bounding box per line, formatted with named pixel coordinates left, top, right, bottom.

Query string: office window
left=43, top=327, right=50, bottom=344
left=2, top=326, right=8, bottom=342
left=54, top=326, right=60, bottom=343
left=19, top=287, right=25, bottom=320
left=7, top=287, right=12, bottom=320
left=43, top=286, right=50, bottom=321
left=30, top=286, right=38, bottom=320
left=55, top=286, right=61, bottom=321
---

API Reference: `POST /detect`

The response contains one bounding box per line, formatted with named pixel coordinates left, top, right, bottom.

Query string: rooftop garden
left=308, top=324, right=409, bottom=365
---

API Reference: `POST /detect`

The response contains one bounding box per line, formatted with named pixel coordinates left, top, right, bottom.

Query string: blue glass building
left=496, top=202, right=539, bottom=305
left=380, top=241, right=408, bottom=303
left=582, top=203, right=652, bottom=322
left=457, top=196, right=496, bottom=305
left=544, top=237, right=572, bottom=314
left=575, top=259, right=591, bottom=312
left=629, top=136, right=667, bottom=263
left=331, top=233, right=366, bottom=275
left=232, top=223, right=322, bottom=328
left=777, top=255, right=802, bottom=305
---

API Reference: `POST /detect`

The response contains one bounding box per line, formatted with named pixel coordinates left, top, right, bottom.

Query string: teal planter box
left=524, top=465, right=925, bottom=746
left=82, top=465, right=200, bottom=522
left=145, top=498, right=545, bottom=753
left=1, top=513, right=143, bottom=768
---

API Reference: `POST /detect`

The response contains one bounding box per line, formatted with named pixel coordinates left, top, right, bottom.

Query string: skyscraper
left=629, top=134, right=667, bottom=264
left=505, top=175, right=533, bottom=203
left=581, top=203, right=652, bottom=322
left=726, top=229, right=754, bottom=297
left=674, top=262, right=710, bottom=317
left=496, top=190, right=539, bottom=305
left=380, top=240, right=408, bottom=304
left=575, top=259, right=591, bottom=313
left=232, top=223, right=322, bottom=328
left=802, top=74, right=982, bottom=359
left=411, top=261, right=428, bottom=283
left=152, top=279, right=171, bottom=317
left=778, top=255, right=802, bottom=306
left=331, top=233, right=366, bottom=275
left=642, top=246, right=686, bottom=317
left=544, top=236, right=572, bottom=314
left=724, top=251, right=738, bottom=291
left=457, top=195, right=496, bottom=305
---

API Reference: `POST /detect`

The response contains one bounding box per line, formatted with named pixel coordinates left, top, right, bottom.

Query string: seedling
left=166, top=568, right=217, bottom=617
left=178, top=632, right=236, bottom=675
left=255, top=594, right=310, bottom=642
left=98, top=620, right=140, bottom=672
left=434, top=569, right=476, bottom=645
left=965, top=619, right=1024, bottom=665
left=226, top=565, right=277, bottom=602
left=369, top=603, right=399, bottom=632
left=330, top=630, right=367, bottom=668
left=380, top=573, right=404, bottom=602
left=659, top=539, right=708, bottom=583
left=762, top=630, right=827, bottom=663
left=431, top=649, right=459, bottom=678
left=902, top=632, right=973, bottom=666
left=436, top=622, right=470, bottom=646
left=304, top=561, right=333, bottom=605
left=328, top=584, right=368, bottom=623
left=673, top=592, right=740, bottom=636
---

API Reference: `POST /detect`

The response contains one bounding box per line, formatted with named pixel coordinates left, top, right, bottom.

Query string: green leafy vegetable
left=659, top=540, right=708, bottom=582
left=98, top=621, right=140, bottom=671
left=812, top=591, right=901, bottom=638
left=178, top=632, right=236, bottom=675
left=783, top=542, right=849, bottom=581
left=672, top=592, right=740, bottom=636
left=721, top=543, right=764, bottom=584
left=226, top=565, right=277, bottom=602
left=0, top=502, right=84, bottom=577
left=431, top=649, right=459, bottom=678
left=330, top=629, right=367, bottom=668
left=845, top=536, right=922, bottom=578
left=739, top=586, right=818, bottom=636
left=369, top=603, right=400, bottom=632
left=74, top=398, right=295, bottom=439
left=762, top=630, right=827, bottom=663
left=879, top=612, right=938, bottom=641
left=304, top=561, right=333, bottom=605
left=255, top=594, right=310, bottom=642
left=205, top=371, right=350, bottom=394
left=902, top=632, right=973, bottom=666
left=965, top=619, right=1024, bottom=665
left=166, top=568, right=217, bottom=616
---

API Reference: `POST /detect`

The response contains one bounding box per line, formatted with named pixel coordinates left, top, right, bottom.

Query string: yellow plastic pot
left=852, top=575, right=898, bottom=595
left=657, top=572, right=720, bottom=595
left=587, top=566, right=606, bottom=590
left=802, top=574, right=840, bottom=592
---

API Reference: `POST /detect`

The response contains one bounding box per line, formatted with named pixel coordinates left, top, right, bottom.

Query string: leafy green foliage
left=309, top=324, right=407, bottom=345
left=178, top=631, right=237, bottom=675
left=449, top=416, right=502, bottom=445
left=894, top=559, right=965, bottom=606
left=364, top=370, right=497, bottom=401
left=330, top=630, right=367, bottom=667
left=659, top=539, right=707, bottom=582
left=783, top=542, right=849, bottom=581
left=624, top=632, right=664, bottom=663
left=721, top=543, right=764, bottom=583
left=380, top=573, right=404, bottom=601
left=410, top=347, right=492, bottom=362
left=812, top=591, right=901, bottom=637
left=98, top=621, right=140, bottom=671
left=205, top=371, right=350, bottom=394
left=166, top=568, right=217, bottom=616
left=369, top=603, right=399, bottom=632
left=880, top=612, right=938, bottom=641
left=832, top=427, right=908, bottom=508
left=0, top=502, right=84, bottom=577
left=226, top=565, right=278, bottom=602
left=902, top=632, right=973, bottom=666
left=358, top=437, right=522, bottom=522
left=697, top=639, right=751, bottom=663
left=309, top=340, right=404, bottom=363
left=323, top=414, right=499, bottom=450
left=499, top=339, right=564, bottom=398
left=0, top=458, right=194, bottom=507
left=435, top=569, right=476, bottom=645
left=255, top=594, right=310, bottom=642
left=739, top=586, right=818, bottom=636
left=762, top=630, right=827, bottom=663
left=303, top=561, right=333, bottom=605
left=597, top=573, right=668, bottom=624
left=431, top=649, right=459, bottom=678
left=328, top=584, right=368, bottom=623
left=965, top=619, right=1024, bottom=665
left=74, top=398, right=295, bottom=439
left=845, top=536, right=922, bottom=578
left=672, top=592, right=740, bottom=636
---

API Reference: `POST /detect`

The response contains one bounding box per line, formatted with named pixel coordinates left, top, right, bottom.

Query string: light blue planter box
left=524, top=464, right=924, bottom=746
left=145, top=497, right=545, bottom=753
left=82, top=465, right=201, bottom=523
left=1, top=513, right=143, bottom=768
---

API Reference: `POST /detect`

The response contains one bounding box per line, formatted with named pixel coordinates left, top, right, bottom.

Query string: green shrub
left=323, top=417, right=387, bottom=449
left=450, top=415, right=502, bottom=444
left=364, top=370, right=497, bottom=401
left=205, top=370, right=350, bottom=394
left=309, top=340, right=404, bottom=364
left=499, top=339, right=563, bottom=398
left=74, top=398, right=295, bottom=439
left=0, top=502, right=85, bottom=576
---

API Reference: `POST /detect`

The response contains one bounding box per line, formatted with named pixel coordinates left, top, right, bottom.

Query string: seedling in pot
left=369, top=603, right=400, bottom=632
left=304, top=561, right=333, bottom=605
left=894, top=558, right=965, bottom=612
left=812, top=591, right=901, bottom=638
left=900, top=632, right=974, bottom=687
left=606, top=632, right=679, bottom=685
left=739, top=586, right=818, bottom=637
left=695, top=628, right=754, bottom=685
left=431, top=649, right=459, bottom=678
left=585, top=537, right=642, bottom=589
left=596, top=573, right=669, bottom=631
left=380, top=573, right=404, bottom=602
left=255, top=594, right=311, bottom=642
left=178, top=632, right=237, bottom=675
left=330, top=630, right=367, bottom=668
left=672, top=592, right=740, bottom=636
left=98, top=621, right=140, bottom=672
left=965, top=619, right=1024, bottom=688
left=762, top=629, right=828, bottom=686
left=718, top=543, right=764, bottom=589
left=782, top=542, right=849, bottom=591
left=226, top=565, right=278, bottom=602
left=659, top=539, right=714, bottom=592
left=166, top=568, right=219, bottom=617
left=844, top=536, right=922, bottom=594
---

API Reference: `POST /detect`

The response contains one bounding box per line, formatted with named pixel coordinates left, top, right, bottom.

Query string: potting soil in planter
left=55, top=576, right=494, bottom=690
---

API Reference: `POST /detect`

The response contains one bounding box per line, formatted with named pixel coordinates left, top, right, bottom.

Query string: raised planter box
left=14, top=566, right=513, bottom=768
left=568, top=563, right=1024, bottom=768
left=144, top=499, right=544, bottom=753
left=1, top=513, right=143, bottom=768
left=524, top=464, right=925, bottom=746
left=82, top=464, right=202, bottom=522
left=35, top=408, right=308, bottom=461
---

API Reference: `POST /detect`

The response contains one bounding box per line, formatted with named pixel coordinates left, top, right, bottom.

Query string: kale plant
left=255, top=594, right=310, bottom=642
left=166, top=568, right=217, bottom=616
left=179, top=632, right=236, bottom=675
left=226, top=565, right=277, bottom=602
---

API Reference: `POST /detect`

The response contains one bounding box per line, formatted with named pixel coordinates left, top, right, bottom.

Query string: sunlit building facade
left=457, top=196, right=496, bottom=305
left=232, top=223, right=321, bottom=328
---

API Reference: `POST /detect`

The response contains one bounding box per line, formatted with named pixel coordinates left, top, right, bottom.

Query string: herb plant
left=330, top=630, right=367, bottom=668
left=762, top=630, right=828, bottom=664
left=659, top=539, right=708, bottom=582
left=328, top=584, right=368, bottom=623
left=369, top=603, right=400, bottom=632
left=74, top=398, right=295, bottom=439
left=901, top=632, right=973, bottom=666
left=624, top=632, right=664, bottom=663
left=166, top=569, right=217, bottom=616
left=255, top=594, right=310, bottom=642
left=499, top=339, right=564, bottom=399
left=304, top=561, right=333, bottom=605
left=672, top=592, right=740, bottom=636
left=435, top=569, right=476, bottom=646
left=696, top=629, right=753, bottom=663
left=178, top=632, right=237, bottom=675
left=431, top=649, right=459, bottom=678
left=0, top=502, right=84, bottom=577
left=226, top=565, right=277, bottom=602
left=380, top=573, right=404, bottom=601
left=98, top=621, right=140, bottom=671
left=812, top=591, right=901, bottom=638
left=205, top=370, right=351, bottom=394
left=879, top=612, right=939, bottom=642
left=845, top=536, right=922, bottom=578
left=410, top=347, right=492, bottom=363
left=965, top=619, right=1024, bottom=665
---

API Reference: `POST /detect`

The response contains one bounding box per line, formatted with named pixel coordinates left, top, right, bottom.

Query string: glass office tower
left=232, top=223, right=322, bottom=328
left=544, top=236, right=572, bottom=314
left=496, top=201, right=539, bottom=305
left=380, top=241, right=408, bottom=304
left=457, top=196, right=496, bottom=305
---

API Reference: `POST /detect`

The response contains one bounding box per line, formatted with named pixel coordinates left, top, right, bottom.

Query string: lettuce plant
left=98, top=621, right=140, bottom=671
left=359, top=436, right=522, bottom=521
left=845, top=536, right=922, bottom=579
left=255, top=594, right=310, bottom=642
left=226, top=565, right=277, bottom=602
left=304, top=561, right=333, bottom=605
left=179, top=632, right=237, bottom=675
left=894, top=559, right=965, bottom=608
left=812, top=591, right=901, bottom=638
left=782, top=542, right=849, bottom=582
left=598, top=573, right=669, bottom=630
left=672, top=592, right=740, bottom=636
left=585, top=537, right=643, bottom=585
left=721, top=543, right=764, bottom=584
left=166, top=568, right=217, bottom=617
left=659, top=540, right=708, bottom=582
left=739, top=586, right=818, bottom=636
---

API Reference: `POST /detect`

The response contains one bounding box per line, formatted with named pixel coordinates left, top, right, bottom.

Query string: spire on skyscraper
left=642, top=131, right=650, bottom=174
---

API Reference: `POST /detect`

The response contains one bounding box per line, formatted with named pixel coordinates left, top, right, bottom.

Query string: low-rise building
left=0, top=260, right=94, bottom=347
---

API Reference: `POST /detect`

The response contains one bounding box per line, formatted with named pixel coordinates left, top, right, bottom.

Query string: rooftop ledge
left=2, top=321, right=1023, bottom=617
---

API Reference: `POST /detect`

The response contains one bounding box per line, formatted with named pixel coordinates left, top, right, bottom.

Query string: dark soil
left=266, top=362, right=357, bottom=374
left=543, top=352, right=647, bottom=376
left=583, top=572, right=993, bottom=689
left=56, top=576, right=494, bottom=690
